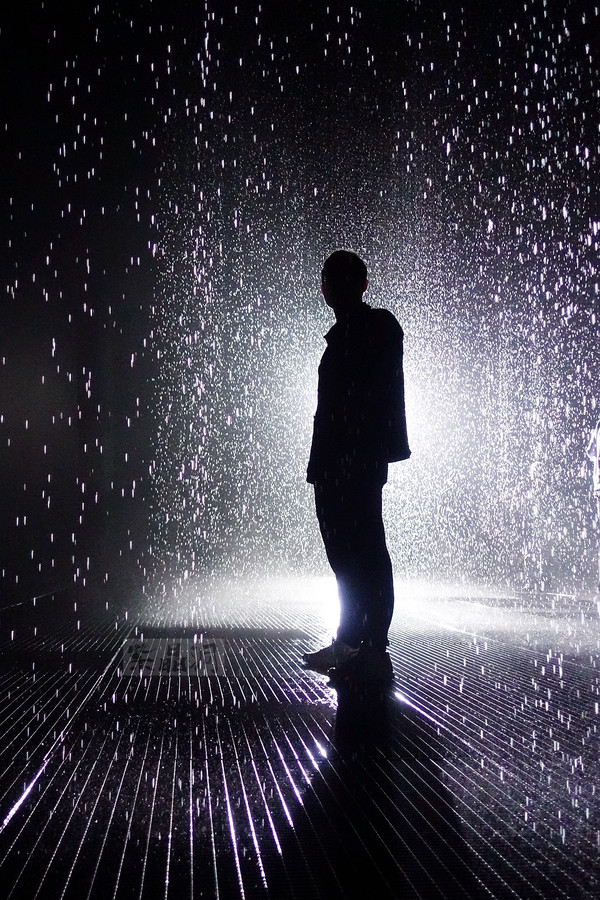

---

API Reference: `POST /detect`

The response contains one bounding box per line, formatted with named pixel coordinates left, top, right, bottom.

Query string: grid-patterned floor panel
left=1, top=578, right=599, bottom=898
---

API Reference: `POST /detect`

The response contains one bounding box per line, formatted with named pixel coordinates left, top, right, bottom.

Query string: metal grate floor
left=1, top=578, right=599, bottom=898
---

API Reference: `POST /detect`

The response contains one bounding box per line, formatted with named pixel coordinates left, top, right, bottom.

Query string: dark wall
left=0, top=5, right=156, bottom=603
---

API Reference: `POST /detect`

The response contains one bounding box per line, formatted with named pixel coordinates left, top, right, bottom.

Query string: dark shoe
left=328, top=645, right=393, bottom=684
left=302, top=639, right=359, bottom=675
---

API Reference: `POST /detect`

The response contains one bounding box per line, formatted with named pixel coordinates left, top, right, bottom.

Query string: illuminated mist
left=1, top=1, right=598, bottom=603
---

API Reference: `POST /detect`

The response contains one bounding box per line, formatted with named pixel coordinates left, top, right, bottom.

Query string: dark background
left=1, top=0, right=598, bottom=606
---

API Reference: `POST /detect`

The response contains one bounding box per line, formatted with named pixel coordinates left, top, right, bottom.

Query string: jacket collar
left=324, top=301, right=370, bottom=343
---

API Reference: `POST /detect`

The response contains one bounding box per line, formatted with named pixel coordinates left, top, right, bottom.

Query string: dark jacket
left=307, top=301, right=410, bottom=485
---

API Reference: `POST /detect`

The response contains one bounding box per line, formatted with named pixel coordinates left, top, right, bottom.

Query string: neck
left=332, top=297, right=363, bottom=322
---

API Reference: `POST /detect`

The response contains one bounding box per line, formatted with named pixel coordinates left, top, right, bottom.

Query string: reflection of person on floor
left=303, top=250, right=410, bottom=681
left=586, top=418, right=600, bottom=594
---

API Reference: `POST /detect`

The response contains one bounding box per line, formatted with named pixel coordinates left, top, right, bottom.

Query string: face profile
left=320, top=250, right=369, bottom=317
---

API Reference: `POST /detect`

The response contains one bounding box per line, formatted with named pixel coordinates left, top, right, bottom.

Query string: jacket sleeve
left=353, top=310, right=410, bottom=463
left=381, top=315, right=411, bottom=462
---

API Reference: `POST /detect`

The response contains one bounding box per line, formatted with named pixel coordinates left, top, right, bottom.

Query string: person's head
left=321, top=250, right=368, bottom=315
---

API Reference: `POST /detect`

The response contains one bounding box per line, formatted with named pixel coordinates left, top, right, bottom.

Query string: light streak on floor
left=0, top=578, right=599, bottom=898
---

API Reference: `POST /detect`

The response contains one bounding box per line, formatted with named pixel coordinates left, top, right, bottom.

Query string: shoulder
left=364, top=305, right=403, bottom=340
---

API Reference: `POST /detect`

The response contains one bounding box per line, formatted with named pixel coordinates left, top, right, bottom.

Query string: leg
left=315, top=479, right=394, bottom=652
left=314, top=480, right=363, bottom=648
left=344, top=482, right=394, bottom=652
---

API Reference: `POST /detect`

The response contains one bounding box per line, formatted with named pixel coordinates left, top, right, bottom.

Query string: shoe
left=302, top=639, right=359, bottom=675
left=328, top=645, right=393, bottom=684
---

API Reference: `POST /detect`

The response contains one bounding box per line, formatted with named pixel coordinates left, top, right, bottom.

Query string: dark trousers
left=314, top=479, right=394, bottom=653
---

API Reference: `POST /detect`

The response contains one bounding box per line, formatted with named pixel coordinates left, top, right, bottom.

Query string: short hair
left=321, top=250, right=367, bottom=290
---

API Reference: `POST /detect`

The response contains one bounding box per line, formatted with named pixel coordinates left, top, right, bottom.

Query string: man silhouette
left=303, top=250, right=410, bottom=680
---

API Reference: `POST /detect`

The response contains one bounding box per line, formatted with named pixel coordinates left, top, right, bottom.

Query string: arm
left=352, top=310, right=410, bottom=462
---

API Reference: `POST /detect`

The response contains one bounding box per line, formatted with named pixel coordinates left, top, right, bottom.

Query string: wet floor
left=1, top=578, right=599, bottom=898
